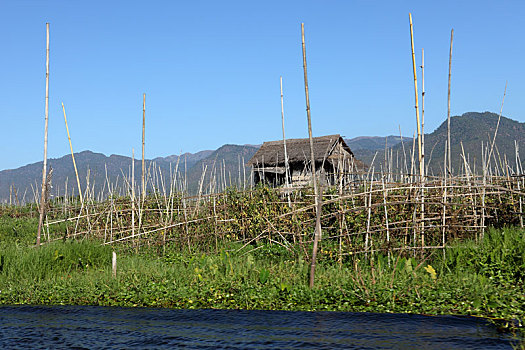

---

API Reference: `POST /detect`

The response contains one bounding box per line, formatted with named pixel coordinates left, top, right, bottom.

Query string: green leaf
left=404, top=259, right=413, bottom=274
left=259, top=268, right=269, bottom=284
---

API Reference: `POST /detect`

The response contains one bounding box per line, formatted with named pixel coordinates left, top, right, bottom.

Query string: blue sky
left=1, top=0, right=524, bottom=170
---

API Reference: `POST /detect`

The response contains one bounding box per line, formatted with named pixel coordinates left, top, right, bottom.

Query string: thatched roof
left=247, top=134, right=353, bottom=167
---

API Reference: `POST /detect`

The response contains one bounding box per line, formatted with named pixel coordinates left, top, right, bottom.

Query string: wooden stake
left=447, top=29, right=454, bottom=175
left=302, top=23, right=322, bottom=288
left=112, top=251, right=117, bottom=277
left=37, top=23, right=50, bottom=247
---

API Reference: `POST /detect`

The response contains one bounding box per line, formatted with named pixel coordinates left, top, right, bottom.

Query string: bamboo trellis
left=10, top=159, right=522, bottom=261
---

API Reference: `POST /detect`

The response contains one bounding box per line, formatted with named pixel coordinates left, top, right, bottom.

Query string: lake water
left=0, top=305, right=519, bottom=349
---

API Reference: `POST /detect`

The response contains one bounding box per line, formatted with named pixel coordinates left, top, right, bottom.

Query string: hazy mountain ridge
left=153, top=150, right=215, bottom=170
left=1, top=112, right=523, bottom=202
left=345, top=136, right=402, bottom=151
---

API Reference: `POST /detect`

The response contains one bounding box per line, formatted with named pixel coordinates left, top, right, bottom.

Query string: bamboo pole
left=238, top=154, right=241, bottom=189
left=410, top=131, right=416, bottom=182
left=302, top=23, right=323, bottom=289
left=487, top=82, right=508, bottom=169
left=515, top=141, right=523, bottom=227
left=131, top=149, right=136, bottom=245
left=442, top=141, right=448, bottom=250
left=14, top=186, right=19, bottom=206
left=37, top=23, right=50, bottom=247
left=365, top=176, right=373, bottom=255
left=338, top=148, right=343, bottom=264
left=409, top=14, right=424, bottom=182
left=242, top=156, right=246, bottom=190
left=399, top=126, right=408, bottom=178
left=62, top=103, right=83, bottom=204
left=447, top=29, right=454, bottom=175
left=280, top=76, right=291, bottom=206
left=420, top=49, right=426, bottom=247
left=142, top=93, right=146, bottom=199
left=381, top=175, right=390, bottom=248
left=421, top=48, right=425, bottom=176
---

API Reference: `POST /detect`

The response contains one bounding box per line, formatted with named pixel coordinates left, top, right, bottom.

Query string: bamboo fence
left=5, top=144, right=522, bottom=262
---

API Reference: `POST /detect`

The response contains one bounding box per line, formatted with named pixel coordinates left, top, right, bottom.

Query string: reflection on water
left=0, top=305, right=518, bottom=349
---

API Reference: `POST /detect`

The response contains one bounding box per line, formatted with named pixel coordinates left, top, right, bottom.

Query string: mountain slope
left=186, top=145, right=259, bottom=194
left=345, top=136, right=402, bottom=151
left=355, top=112, right=525, bottom=174
left=424, top=112, right=524, bottom=174
left=0, top=151, right=173, bottom=202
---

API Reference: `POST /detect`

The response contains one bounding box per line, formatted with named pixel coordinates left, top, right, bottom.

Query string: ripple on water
left=0, top=306, right=519, bottom=349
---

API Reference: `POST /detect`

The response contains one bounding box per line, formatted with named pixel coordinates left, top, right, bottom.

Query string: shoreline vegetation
left=0, top=206, right=523, bottom=338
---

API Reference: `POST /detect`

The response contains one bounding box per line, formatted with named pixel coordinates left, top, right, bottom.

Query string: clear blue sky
left=1, top=0, right=524, bottom=170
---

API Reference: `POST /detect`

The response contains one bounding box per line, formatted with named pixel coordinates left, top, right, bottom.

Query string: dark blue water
left=0, top=306, right=519, bottom=349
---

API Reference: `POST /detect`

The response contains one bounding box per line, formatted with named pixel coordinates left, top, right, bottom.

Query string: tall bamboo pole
left=280, top=76, right=291, bottom=206
left=142, top=93, right=146, bottom=199
left=420, top=48, right=425, bottom=246
left=62, top=103, right=83, bottom=204
left=409, top=14, right=424, bottom=182
left=421, top=48, right=425, bottom=176
left=37, top=23, right=50, bottom=247
left=302, top=23, right=322, bottom=288
left=447, top=29, right=454, bottom=174
left=132, top=148, right=135, bottom=243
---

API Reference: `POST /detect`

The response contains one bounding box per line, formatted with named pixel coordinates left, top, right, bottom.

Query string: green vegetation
left=0, top=211, right=523, bottom=337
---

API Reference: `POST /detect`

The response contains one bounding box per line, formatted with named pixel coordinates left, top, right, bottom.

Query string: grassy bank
left=0, top=217, right=523, bottom=335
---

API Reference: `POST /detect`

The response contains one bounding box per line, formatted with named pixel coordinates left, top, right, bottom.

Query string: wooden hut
left=247, top=134, right=363, bottom=187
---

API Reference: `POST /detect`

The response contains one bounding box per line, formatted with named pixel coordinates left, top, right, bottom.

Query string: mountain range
left=354, top=112, right=525, bottom=175
left=1, top=111, right=523, bottom=202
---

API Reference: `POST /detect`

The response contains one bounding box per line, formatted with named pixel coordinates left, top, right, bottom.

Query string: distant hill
left=346, top=136, right=403, bottom=172
left=345, top=135, right=402, bottom=151
left=0, top=151, right=166, bottom=203
left=186, top=145, right=259, bottom=194
left=0, top=150, right=214, bottom=203
left=424, top=112, right=525, bottom=174
left=1, top=112, right=523, bottom=202
left=153, top=150, right=214, bottom=170
left=355, top=112, right=525, bottom=175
